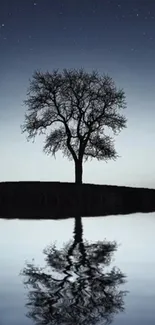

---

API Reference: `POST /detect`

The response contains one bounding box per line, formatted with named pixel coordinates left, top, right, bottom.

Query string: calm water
left=0, top=213, right=155, bottom=325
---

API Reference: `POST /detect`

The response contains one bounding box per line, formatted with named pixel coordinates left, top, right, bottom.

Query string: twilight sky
left=0, top=0, right=155, bottom=187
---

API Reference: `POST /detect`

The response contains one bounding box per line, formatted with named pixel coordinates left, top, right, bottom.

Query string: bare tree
left=21, top=68, right=127, bottom=183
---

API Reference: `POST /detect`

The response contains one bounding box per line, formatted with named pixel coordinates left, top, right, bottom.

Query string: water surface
left=0, top=213, right=155, bottom=324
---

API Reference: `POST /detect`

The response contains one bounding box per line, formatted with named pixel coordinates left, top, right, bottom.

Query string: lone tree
left=22, top=68, right=127, bottom=183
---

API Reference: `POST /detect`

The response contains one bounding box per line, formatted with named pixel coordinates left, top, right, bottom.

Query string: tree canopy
left=21, top=68, right=127, bottom=183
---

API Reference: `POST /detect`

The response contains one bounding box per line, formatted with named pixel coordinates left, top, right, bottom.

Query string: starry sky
left=0, top=0, right=155, bottom=187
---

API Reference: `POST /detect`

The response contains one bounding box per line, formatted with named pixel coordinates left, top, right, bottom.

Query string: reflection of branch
left=21, top=230, right=128, bottom=325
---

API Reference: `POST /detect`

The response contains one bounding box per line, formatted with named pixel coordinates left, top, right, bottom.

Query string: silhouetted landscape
left=0, top=181, right=155, bottom=218
left=1, top=1, right=155, bottom=324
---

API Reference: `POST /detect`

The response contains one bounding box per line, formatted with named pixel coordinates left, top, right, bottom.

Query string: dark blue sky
left=0, top=0, right=155, bottom=187
left=1, top=0, right=155, bottom=65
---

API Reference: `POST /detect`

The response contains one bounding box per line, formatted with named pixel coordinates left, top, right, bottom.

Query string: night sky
left=0, top=0, right=155, bottom=187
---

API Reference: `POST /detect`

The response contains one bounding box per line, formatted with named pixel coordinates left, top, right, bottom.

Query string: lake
left=0, top=213, right=155, bottom=325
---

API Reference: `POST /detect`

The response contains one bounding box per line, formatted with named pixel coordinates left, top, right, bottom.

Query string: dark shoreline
left=0, top=181, right=155, bottom=219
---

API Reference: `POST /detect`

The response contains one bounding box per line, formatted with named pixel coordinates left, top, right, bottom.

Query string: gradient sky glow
left=0, top=0, right=155, bottom=187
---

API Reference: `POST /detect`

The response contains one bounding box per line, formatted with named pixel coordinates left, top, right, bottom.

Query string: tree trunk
left=75, top=160, right=83, bottom=184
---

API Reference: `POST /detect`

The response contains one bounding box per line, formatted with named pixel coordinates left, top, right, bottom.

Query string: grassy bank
left=0, top=181, right=155, bottom=219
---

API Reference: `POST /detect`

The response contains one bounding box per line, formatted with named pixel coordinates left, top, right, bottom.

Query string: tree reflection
left=21, top=217, right=128, bottom=325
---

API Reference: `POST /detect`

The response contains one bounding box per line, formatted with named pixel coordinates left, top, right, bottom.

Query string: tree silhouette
left=21, top=217, right=128, bottom=325
left=21, top=68, right=127, bottom=183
